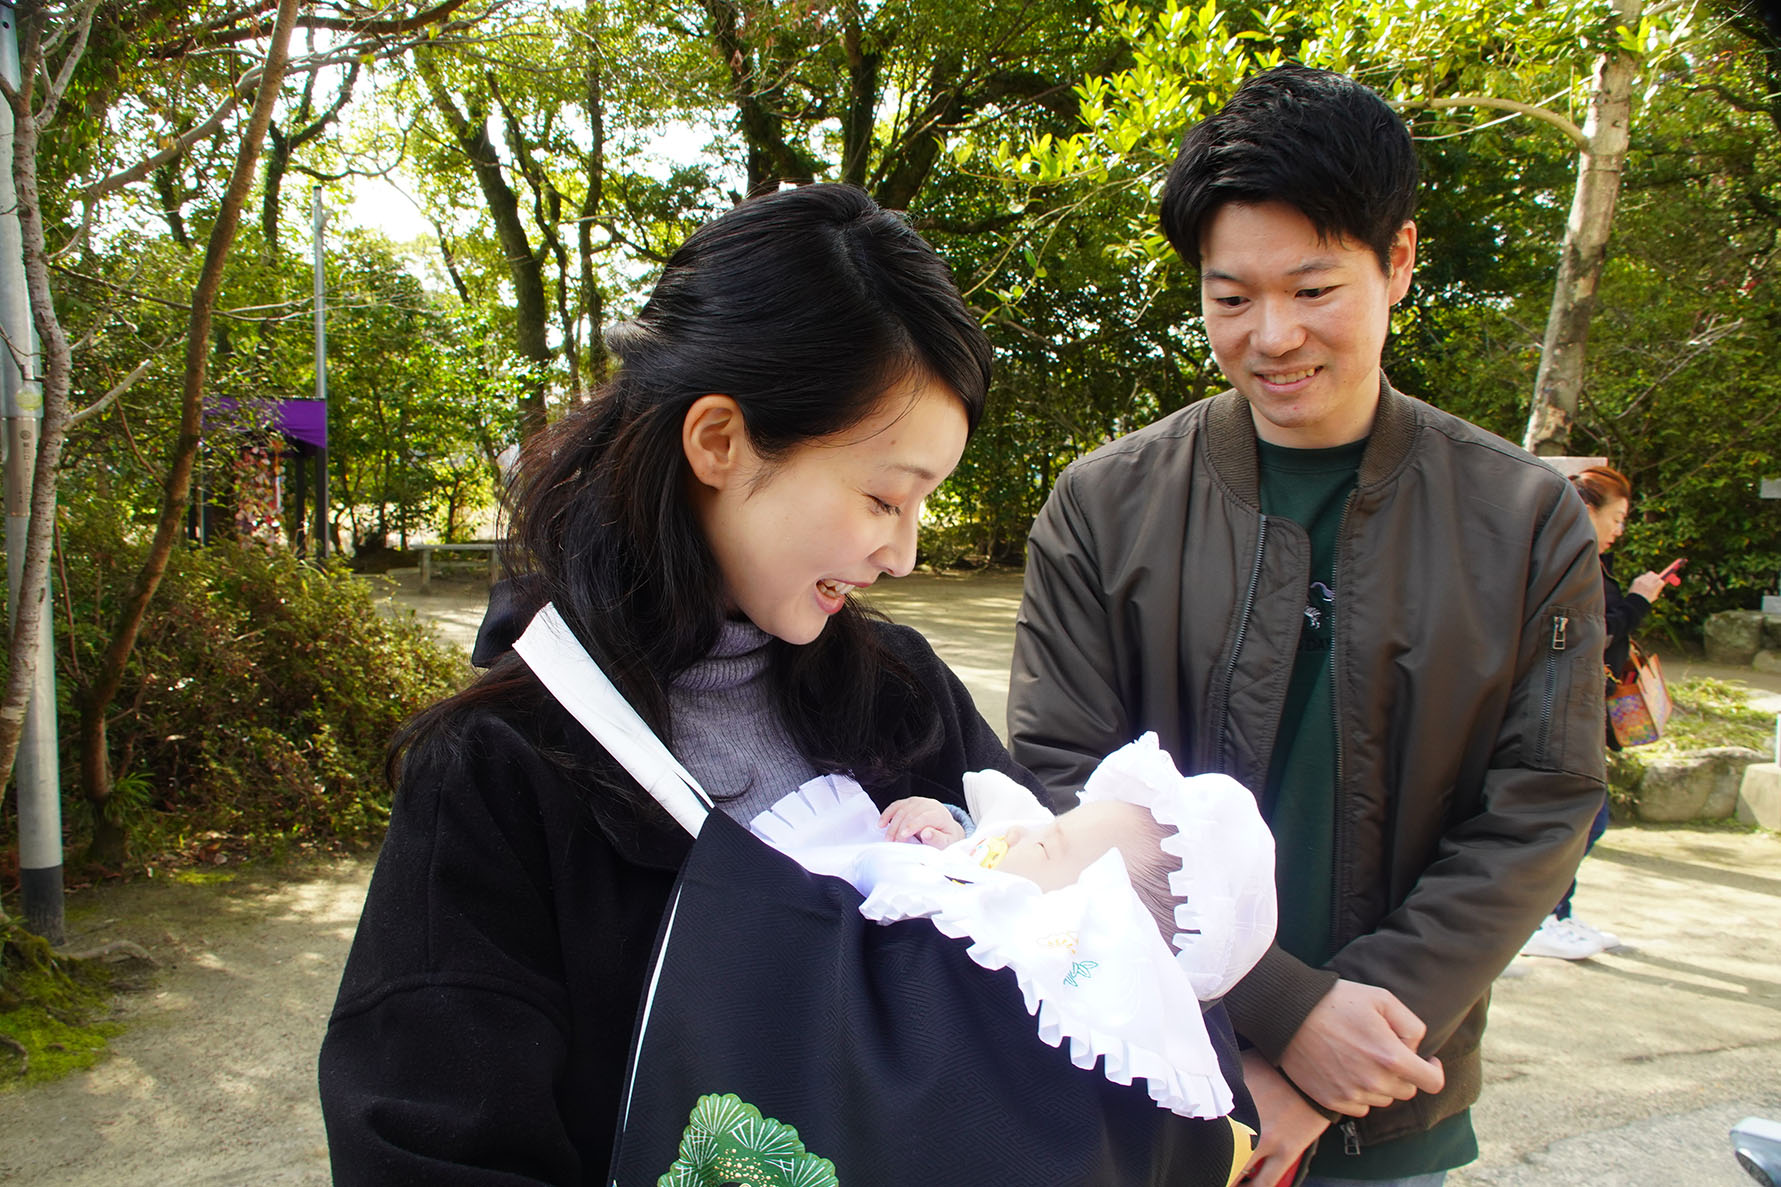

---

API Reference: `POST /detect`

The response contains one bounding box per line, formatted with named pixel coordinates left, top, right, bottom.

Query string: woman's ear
left=682, top=394, right=749, bottom=489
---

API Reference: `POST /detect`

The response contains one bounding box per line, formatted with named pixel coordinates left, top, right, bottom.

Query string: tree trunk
left=839, top=12, right=881, bottom=188
left=260, top=52, right=362, bottom=255
left=874, top=51, right=963, bottom=213
left=703, top=0, right=821, bottom=194
left=576, top=1, right=607, bottom=398
left=77, top=0, right=302, bottom=865
left=1522, top=0, right=1640, bottom=456
left=262, top=122, right=291, bottom=253
left=0, top=11, right=78, bottom=814
left=419, top=63, right=552, bottom=437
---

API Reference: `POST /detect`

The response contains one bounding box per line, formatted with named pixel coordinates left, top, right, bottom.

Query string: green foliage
left=0, top=920, right=119, bottom=1089
left=322, top=232, right=529, bottom=549
left=1407, top=51, right=1781, bottom=636
left=48, top=509, right=469, bottom=858
left=53, top=223, right=523, bottom=554
left=32, top=0, right=1781, bottom=633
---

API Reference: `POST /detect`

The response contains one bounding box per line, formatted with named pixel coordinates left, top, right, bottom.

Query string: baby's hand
left=879, top=797, right=965, bottom=848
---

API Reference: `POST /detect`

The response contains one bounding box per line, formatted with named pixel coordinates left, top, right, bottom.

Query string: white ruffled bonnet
left=1073, top=732, right=1278, bottom=1001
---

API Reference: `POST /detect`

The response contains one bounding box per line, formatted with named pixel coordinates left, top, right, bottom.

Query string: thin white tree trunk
left=1523, top=0, right=1642, bottom=455
left=0, top=6, right=83, bottom=814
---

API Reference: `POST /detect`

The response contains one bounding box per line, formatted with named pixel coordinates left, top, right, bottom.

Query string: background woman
left=1522, top=464, right=1668, bottom=960
left=317, top=184, right=1043, bottom=1180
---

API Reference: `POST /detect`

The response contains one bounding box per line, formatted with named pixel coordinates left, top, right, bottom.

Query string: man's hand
left=1628, top=571, right=1668, bottom=601
left=1278, top=979, right=1444, bottom=1116
left=1238, top=1051, right=1329, bottom=1187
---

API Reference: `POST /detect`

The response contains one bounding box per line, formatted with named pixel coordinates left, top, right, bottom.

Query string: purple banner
left=205, top=397, right=327, bottom=450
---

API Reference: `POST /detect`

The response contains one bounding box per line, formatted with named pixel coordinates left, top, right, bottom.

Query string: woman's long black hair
left=391, top=184, right=992, bottom=803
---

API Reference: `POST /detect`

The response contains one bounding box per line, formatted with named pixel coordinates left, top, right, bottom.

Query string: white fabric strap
left=512, top=602, right=713, bottom=838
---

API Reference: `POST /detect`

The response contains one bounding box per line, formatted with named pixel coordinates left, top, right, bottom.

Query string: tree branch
left=1393, top=94, right=1588, bottom=150
left=68, top=354, right=161, bottom=430
left=156, top=0, right=475, bottom=54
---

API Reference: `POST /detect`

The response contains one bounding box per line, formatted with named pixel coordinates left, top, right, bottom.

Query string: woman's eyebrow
left=879, top=461, right=939, bottom=482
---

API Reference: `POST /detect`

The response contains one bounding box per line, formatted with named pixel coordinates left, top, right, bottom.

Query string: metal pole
left=312, top=186, right=327, bottom=560
left=0, top=0, right=63, bottom=943
left=1761, top=478, right=1780, bottom=617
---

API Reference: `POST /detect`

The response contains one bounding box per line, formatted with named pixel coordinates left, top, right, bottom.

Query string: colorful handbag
left=1606, top=642, right=1672, bottom=747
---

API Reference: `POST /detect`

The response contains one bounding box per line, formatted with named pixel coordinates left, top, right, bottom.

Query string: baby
left=747, top=733, right=1277, bottom=1120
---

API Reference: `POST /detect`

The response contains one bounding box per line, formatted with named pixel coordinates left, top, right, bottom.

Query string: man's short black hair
left=1159, top=64, right=1419, bottom=271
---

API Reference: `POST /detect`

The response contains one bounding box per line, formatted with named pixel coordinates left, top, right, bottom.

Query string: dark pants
left=1553, top=792, right=1611, bottom=920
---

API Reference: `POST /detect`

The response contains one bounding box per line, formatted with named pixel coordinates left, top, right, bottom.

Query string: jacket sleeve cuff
left=1221, top=943, right=1342, bottom=1062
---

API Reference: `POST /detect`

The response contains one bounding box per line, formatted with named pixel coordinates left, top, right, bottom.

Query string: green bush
left=26, top=514, right=468, bottom=860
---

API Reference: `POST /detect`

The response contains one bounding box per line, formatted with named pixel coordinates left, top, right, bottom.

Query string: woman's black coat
left=318, top=619, right=1037, bottom=1184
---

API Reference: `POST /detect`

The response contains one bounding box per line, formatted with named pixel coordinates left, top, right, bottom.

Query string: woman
left=317, top=185, right=1045, bottom=1179
left=1521, top=464, right=1667, bottom=961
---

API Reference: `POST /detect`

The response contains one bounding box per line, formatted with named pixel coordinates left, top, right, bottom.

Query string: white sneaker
left=1520, top=914, right=1607, bottom=960
left=1564, top=916, right=1622, bottom=951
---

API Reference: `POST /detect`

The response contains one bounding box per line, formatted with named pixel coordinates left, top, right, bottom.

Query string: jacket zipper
left=1538, top=612, right=1569, bottom=760
left=1328, top=491, right=1356, bottom=951
left=1217, top=514, right=1269, bottom=773
left=1341, top=1118, right=1362, bottom=1155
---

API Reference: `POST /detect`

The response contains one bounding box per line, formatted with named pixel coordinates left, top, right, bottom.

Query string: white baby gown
left=747, top=733, right=1277, bottom=1120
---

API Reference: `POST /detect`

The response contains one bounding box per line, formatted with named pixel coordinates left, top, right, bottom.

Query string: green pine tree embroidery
left=657, top=1093, right=841, bottom=1187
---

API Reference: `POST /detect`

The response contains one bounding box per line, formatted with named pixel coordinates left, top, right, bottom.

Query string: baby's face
left=988, top=800, right=1153, bottom=891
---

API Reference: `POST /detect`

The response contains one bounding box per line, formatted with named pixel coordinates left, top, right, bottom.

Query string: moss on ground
left=1607, top=677, right=1777, bottom=818
left=1652, top=678, right=1777, bottom=755
left=0, top=919, right=119, bottom=1090
left=167, top=868, right=238, bottom=887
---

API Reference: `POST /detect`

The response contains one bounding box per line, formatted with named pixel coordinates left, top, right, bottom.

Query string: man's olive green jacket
left=1010, top=379, right=1607, bottom=1148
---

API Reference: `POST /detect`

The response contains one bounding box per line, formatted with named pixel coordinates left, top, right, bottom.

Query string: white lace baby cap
left=1074, top=733, right=1277, bottom=1000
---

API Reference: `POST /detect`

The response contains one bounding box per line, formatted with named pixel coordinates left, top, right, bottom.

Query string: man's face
left=1199, top=201, right=1416, bottom=449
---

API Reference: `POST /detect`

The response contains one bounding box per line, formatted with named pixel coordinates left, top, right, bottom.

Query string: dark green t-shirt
left=1255, top=437, right=1476, bottom=1180
left=1257, top=437, right=1363, bottom=967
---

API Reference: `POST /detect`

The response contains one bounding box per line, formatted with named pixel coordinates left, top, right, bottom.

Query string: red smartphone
left=1658, top=557, right=1686, bottom=586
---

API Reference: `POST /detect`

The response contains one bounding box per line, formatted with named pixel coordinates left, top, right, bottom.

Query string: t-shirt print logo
left=1301, top=582, right=1335, bottom=650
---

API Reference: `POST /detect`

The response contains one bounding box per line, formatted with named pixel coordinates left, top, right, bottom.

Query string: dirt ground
left=2, top=569, right=1779, bottom=1185
left=0, top=858, right=367, bottom=1184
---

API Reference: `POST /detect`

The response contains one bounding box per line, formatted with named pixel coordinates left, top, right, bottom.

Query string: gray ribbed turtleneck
left=669, top=618, right=820, bottom=823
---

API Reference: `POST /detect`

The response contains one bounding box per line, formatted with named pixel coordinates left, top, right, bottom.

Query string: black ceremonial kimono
left=320, top=619, right=1255, bottom=1184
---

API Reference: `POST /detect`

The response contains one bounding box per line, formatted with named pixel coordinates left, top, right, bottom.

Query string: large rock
left=1704, top=610, right=1766, bottom=666
left=1754, top=650, right=1781, bottom=676
left=1764, top=615, right=1781, bottom=650
left=1740, top=763, right=1781, bottom=830
left=1635, top=747, right=1769, bottom=822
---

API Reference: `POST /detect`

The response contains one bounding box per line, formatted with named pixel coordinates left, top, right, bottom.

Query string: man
left=1008, top=65, right=1606, bottom=1187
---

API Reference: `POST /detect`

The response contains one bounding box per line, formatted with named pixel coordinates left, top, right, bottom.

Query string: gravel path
left=0, top=858, right=370, bottom=1185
